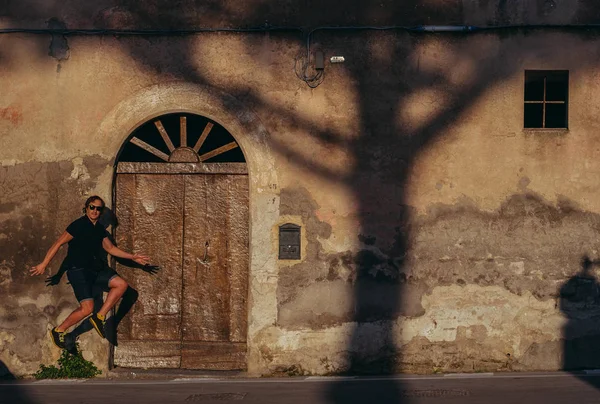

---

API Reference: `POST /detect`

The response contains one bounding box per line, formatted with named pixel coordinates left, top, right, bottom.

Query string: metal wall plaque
left=279, top=223, right=301, bottom=260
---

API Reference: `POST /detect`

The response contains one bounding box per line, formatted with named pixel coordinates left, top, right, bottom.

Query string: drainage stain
left=400, top=389, right=470, bottom=397
left=185, top=393, right=247, bottom=401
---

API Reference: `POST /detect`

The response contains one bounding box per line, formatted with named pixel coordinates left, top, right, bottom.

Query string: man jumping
left=30, top=195, right=150, bottom=349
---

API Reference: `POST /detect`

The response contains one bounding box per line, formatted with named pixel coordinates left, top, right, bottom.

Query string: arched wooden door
left=112, top=113, right=249, bottom=370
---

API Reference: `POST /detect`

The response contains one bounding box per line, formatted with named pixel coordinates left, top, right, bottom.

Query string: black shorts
left=66, top=266, right=119, bottom=303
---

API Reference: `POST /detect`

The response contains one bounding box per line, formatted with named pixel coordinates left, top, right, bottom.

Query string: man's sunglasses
left=88, top=205, right=104, bottom=212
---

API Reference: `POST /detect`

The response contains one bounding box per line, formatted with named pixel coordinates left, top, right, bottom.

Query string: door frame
left=100, top=83, right=280, bottom=375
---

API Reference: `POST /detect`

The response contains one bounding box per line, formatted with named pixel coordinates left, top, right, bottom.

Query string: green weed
left=34, top=346, right=101, bottom=379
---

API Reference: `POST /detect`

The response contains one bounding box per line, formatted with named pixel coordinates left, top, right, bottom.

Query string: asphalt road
left=3, top=372, right=600, bottom=404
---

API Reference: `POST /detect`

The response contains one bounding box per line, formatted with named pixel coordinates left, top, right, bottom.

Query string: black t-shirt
left=65, top=216, right=110, bottom=269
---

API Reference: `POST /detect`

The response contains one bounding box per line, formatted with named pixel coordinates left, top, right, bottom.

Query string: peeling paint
left=0, top=105, right=23, bottom=126
left=70, top=157, right=91, bottom=181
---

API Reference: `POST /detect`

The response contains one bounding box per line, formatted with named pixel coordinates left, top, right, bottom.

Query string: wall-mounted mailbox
left=279, top=223, right=301, bottom=260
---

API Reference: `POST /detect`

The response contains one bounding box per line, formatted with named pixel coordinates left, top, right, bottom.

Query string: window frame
left=524, top=70, right=569, bottom=130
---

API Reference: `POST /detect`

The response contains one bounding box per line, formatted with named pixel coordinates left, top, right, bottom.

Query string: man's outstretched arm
left=102, top=237, right=150, bottom=266
left=31, top=231, right=73, bottom=276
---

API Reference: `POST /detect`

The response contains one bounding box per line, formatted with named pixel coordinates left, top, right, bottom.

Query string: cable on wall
left=2, top=24, right=600, bottom=87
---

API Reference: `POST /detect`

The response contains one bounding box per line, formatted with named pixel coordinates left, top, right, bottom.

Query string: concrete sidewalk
left=5, top=369, right=600, bottom=384
left=4, top=371, right=600, bottom=404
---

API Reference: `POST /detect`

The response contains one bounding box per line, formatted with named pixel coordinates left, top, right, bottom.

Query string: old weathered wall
left=0, top=159, right=113, bottom=376
left=255, top=30, right=600, bottom=374
left=3, top=9, right=600, bottom=377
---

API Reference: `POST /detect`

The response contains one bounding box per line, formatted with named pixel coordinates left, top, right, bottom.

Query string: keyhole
left=203, top=240, right=209, bottom=262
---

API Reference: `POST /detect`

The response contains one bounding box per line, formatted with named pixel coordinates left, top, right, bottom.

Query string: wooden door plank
left=114, top=341, right=181, bottom=369
left=227, top=175, right=249, bottom=342
left=129, top=174, right=185, bottom=341
left=129, top=314, right=182, bottom=340
left=182, top=175, right=230, bottom=342
left=115, top=174, right=136, bottom=340
left=115, top=175, right=185, bottom=346
left=180, top=342, right=247, bottom=370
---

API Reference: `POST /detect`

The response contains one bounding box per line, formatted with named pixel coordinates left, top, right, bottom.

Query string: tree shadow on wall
left=6, top=4, right=600, bottom=404
left=560, top=256, right=600, bottom=389
left=0, top=361, right=38, bottom=404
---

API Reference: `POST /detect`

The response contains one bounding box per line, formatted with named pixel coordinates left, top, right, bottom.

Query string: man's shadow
left=560, top=256, right=600, bottom=387
left=46, top=208, right=159, bottom=352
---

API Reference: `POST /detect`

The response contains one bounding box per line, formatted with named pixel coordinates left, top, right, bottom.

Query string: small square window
left=524, top=70, right=568, bottom=129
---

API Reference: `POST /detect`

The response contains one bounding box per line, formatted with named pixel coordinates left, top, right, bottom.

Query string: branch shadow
left=322, top=31, right=513, bottom=403
left=4, top=4, right=600, bottom=402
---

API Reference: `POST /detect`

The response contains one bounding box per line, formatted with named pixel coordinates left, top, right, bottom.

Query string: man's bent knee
left=80, top=300, right=94, bottom=316
left=109, top=276, right=128, bottom=290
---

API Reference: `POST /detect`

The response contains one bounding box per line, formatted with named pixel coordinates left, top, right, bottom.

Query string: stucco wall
left=2, top=23, right=600, bottom=377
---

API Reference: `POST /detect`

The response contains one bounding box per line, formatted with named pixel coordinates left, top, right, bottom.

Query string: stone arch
left=97, top=82, right=274, bottom=176
left=95, top=83, right=279, bottom=373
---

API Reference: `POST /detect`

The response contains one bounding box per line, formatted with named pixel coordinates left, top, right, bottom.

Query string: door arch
left=113, top=112, right=249, bottom=370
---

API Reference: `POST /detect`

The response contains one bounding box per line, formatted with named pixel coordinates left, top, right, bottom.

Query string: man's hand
left=132, top=254, right=150, bottom=266
left=30, top=263, right=47, bottom=276
left=141, top=264, right=160, bottom=275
